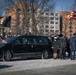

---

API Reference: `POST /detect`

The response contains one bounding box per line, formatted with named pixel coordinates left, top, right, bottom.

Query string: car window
left=35, top=38, right=47, bottom=44
left=23, top=38, right=28, bottom=44
left=15, top=38, right=23, bottom=45
left=27, top=39, right=35, bottom=44
left=42, top=37, right=52, bottom=44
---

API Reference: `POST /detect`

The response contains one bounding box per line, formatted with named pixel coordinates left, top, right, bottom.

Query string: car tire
left=2, top=50, right=12, bottom=61
left=41, top=50, right=49, bottom=59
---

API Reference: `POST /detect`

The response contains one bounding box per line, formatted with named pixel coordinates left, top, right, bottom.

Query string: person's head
left=54, top=36, right=57, bottom=41
left=56, top=35, right=59, bottom=38
left=62, top=35, right=65, bottom=38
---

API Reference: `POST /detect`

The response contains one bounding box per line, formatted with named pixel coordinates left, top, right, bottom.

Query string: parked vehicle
left=0, top=35, right=53, bottom=61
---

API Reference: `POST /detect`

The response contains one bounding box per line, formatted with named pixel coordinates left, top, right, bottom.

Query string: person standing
left=66, top=37, right=70, bottom=58
left=70, top=33, right=76, bottom=60
left=52, top=36, right=60, bottom=59
left=59, top=35, right=67, bottom=59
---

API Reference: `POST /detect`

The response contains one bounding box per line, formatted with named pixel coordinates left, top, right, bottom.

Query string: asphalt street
left=0, top=64, right=76, bottom=75
left=0, top=58, right=76, bottom=75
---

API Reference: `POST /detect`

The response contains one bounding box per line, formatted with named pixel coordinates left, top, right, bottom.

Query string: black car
left=0, top=35, right=53, bottom=61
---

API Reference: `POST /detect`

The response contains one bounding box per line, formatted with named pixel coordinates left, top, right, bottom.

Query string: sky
left=0, top=0, right=75, bottom=16
left=55, top=0, right=74, bottom=11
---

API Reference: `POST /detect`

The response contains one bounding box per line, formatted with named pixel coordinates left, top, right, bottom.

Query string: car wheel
left=2, top=50, right=12, bottom=61
left=41, top=50, right=49, bottom=59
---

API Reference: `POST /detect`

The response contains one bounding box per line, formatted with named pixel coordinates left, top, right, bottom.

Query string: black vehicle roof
left=6, top=35, right=49, bottom=39
left=5, top=35, right=51, bottom=44
left=15, top=35, right=48, bottom=38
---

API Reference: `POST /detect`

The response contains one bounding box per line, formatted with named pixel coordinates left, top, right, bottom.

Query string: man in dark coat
left=52, top=36, right=60, bottom=59
left=70, top=33, right=76, bottom=60
left=66, top=37, right=70, bottom=58
left=59, top=35, right=67, bottom=59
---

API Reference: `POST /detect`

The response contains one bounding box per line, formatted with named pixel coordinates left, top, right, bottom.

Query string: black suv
left=0, top=35, right=53, bottom=61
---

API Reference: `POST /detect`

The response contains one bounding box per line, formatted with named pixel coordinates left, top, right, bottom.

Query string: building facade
left=39, top=10, right=60, bottom=37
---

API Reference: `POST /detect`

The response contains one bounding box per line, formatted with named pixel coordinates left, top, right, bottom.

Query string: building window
left=50, top=30, right=54, bottom=32
left=45, top=21, right=49, bottom=24
left=45, top=30, right=49, bottom=32
left=45, top=25, right=49, bottom=28
left=55, top=22, right=58, bottom=24
left=45, top=13, right=49, bottom=15
left=44, top=17, right=48, bottom=20
left=55, top=26, right=59, bottom=29
left=55, top=30, right=59, bottom=35
left=55, top=30, right=59, bottom=33
left=41, top=25, right=44, bottom=28
left=50, top=17, right=54, bottom=20
left=41, top=21, right=44, bottom=24
left=40, top=29, right=44, bottom=32
left=40, top=17, right=44, bottom=20
left=50, top=13, right=54, bottom=16
left=41, top=13, right=44, bottom=15
left=55, top=13, right=58, bottom=16
left=55, top=17, right=59, bottom=20
left=50, top=21, right=54, bottom=24
left=50, top=26, right=54, bottom=28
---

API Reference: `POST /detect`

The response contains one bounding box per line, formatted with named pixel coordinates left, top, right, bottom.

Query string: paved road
left=0, top=64, right=76, bottom=75
left=0, top=58, right=76, bottom=75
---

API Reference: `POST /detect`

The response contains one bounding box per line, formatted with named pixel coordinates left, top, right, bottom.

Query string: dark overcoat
left=52, top=39, right=60, bottom=53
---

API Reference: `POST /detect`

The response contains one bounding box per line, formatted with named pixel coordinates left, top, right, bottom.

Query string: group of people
left=52, top=33, right=76, bottom=60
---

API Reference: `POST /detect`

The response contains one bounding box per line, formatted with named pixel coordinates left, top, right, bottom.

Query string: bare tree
left=0, top=0, right=55, bottom=35
left=25, top=0, right=55, bottom=35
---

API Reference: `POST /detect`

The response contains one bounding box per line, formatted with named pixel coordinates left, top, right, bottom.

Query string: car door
left=22, top=37, right=43, bottom=58
left=25, top=38, right=36, bottom=53
left=12, top=38, right=24, bottom=54
left=35, top=38, right=48, bottom=52
left=20, top=38, right=30, bottom=53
